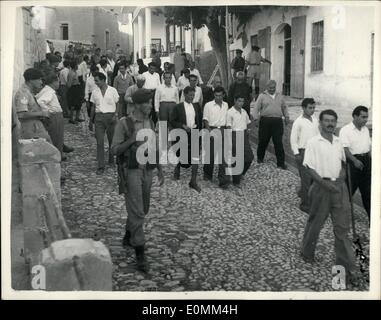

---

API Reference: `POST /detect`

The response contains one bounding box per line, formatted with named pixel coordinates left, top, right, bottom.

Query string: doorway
left=283, top=24, right=291, bottom=96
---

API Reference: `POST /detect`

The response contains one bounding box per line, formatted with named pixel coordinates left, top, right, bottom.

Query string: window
left=311, top=20, right=324, bottom=72
left=250, top=35, right=258, bottom=47
left=105, top=30, right=110, bottom=49
left=61, top=23, right=68, bottom=40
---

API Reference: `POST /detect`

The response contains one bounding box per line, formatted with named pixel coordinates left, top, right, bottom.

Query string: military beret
left=23, top=68, right=44, bottom=81
left=132, top=88, right=153, bottom=104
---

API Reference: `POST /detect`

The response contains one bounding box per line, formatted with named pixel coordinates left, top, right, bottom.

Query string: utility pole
left=190, top=10, right=194, bottom=59
left=225, top=6, right=232, bottom=88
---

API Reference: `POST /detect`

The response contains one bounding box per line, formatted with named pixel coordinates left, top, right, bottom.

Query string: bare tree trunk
left=207, top=19, right=228, bottom=89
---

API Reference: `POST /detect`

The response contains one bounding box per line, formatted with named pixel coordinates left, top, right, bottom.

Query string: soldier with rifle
left=112, top=88, right=164, bottom=272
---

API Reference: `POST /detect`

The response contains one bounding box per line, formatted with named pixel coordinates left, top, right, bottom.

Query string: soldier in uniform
left=112, top=88, right=164, bottom=272
left=14, top=68, right=51, bottom=142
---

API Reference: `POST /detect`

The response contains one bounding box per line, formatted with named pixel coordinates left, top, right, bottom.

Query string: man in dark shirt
left=231, top=49, right=245, bottom=78
left=228, top=71, right=252, bottom=115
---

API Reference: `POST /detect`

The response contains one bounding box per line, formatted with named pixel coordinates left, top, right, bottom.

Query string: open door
left=291, top=15, right=306, bottom=98
left=258, top=27, right=271, bottom=92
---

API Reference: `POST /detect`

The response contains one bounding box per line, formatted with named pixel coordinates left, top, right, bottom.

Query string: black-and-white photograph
left=1, top=0, right=380, bottom=299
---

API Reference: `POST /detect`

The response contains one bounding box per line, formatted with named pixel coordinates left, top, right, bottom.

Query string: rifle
left=117, top=155, right=128, bottom=195
left=346, top=163, right=368, bottom=275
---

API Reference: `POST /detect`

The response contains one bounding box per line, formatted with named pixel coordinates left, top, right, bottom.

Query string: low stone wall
left=18, top=138, right=112, bottom=291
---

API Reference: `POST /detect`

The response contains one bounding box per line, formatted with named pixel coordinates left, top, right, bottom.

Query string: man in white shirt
left=226, top=95, right=254, bottom=186
left=176, top=68, right=191, bottom=98
left=36, top=72, right=65, bottom=159
left=85, top=65, right=99, bottom=130
left=143, top=62, right=161, bottom=91
left=189, top=61, right=203, bottom=85
left=58, top=60, right=70, bottom=118
left=301, top=109, right=359, bottom=287
left=97, top=58, right=113, bottom=85
left=161, top=62, right=176, bottom=86
left=290, top=98, right=320, bottom=213
left=155, top=72, right=179, bottom=151
left=180, top=74, right=203, bottom=109
left=339, top=105, right=371, bottom=220
left=203, top=86, right=229, bottom=189
left=143, top=62, right=161, bottom=124
left=90, top=72, right=119, bottom=174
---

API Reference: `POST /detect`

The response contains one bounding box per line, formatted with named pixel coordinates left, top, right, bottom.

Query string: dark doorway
left=283, top=24, right=291, bottom=96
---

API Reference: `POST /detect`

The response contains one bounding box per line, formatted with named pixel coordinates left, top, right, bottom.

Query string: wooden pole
left=225, top=6, right=232, bottom=88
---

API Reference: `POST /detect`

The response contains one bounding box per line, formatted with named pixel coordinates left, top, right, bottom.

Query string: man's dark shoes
left=122, top=231, right=132, bottom=248
left=347, top=270, right=361, bottom=287
left=299, top=204, right=309, bottom=214
left=300, top=252, right=322, bottom=263
left=203, top=174, right=212, bottom=181
left=189, top=182, right=201, bottom=193
left=257, top=159, right=264, bottom=164
left=173, top=167, right=180, bottom=180
left=63, top=145, right=74, bottom=153
left=96, top=168, right=105, bottom=175
left=277, top=164, right=288, bottom=170
left=76, top=118, right=85, bottom=122
left=135, top=246, right=149, bottom=272
left=219, top=181, right=229, bottom=190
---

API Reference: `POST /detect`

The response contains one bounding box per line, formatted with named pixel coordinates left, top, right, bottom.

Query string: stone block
left=39, top=239, right=112, bottom=291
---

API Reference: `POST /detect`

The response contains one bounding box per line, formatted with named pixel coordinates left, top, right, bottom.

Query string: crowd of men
left=13, top=43, right=371, bottom=286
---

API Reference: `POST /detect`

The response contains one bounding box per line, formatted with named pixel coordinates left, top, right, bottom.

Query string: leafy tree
left=162, top=6, right=265, bottom=88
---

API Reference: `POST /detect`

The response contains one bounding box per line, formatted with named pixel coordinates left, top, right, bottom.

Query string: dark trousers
left=44, top=112, right=64, bottom=156
left=257, top=117, right=285, bottom=166
left=349, top=154, right=371, bottom=218
left=124, top=168, right=153, bottom=247
left=117, top=93, right=127, bottom=119
left=301, top=180, right=356, bottom=272
left=150, top=89, right=158, bottom=124
left=203, top=128, right=228, bottom=184
left=95, top=113, right=116, bottom=169
left=296, top=149, right=313, bottom=210
left=232, top=130, right=254, bottom=184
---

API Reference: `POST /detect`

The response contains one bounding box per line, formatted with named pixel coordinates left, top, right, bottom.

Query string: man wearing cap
left=252, top=80, right=289, bottom=169
left=301, top=109, right=360, bottom=287
left=290, top=98, right=320, bottom=213
left=112, top=88, right=164, bottom=272
left=246, top=45, right=271, bottom=97
left=339, top=106, right=372, bottom=221
left=231, top=49, right=245, bottom=79
left=14, top=68, right=51, bottom=142
left=90, top=72, right=119, bottom=175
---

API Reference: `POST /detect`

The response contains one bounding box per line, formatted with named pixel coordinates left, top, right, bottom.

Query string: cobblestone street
left=61, top=112, right=370, bottom=292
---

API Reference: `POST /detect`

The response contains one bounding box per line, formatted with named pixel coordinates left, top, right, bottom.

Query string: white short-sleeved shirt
left=203, top=100, right=229, bottom=127
left=90, top=85, right=119, bottom=113
left=339, top=122, right=371, bottom=155
left=184, top=101, right=196, bottom=129
left=303, top=134, right=346, bottom=180
left=290, top=114, right=320, bottom=155
left=142, top=71, right=161, bottom=90
left=36, top=85, right=63, bottom=113
left=226, top=107, right=250, bottom=131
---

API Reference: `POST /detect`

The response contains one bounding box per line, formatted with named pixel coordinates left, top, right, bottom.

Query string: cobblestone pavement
left=61, top=112, right=370, bottom=292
